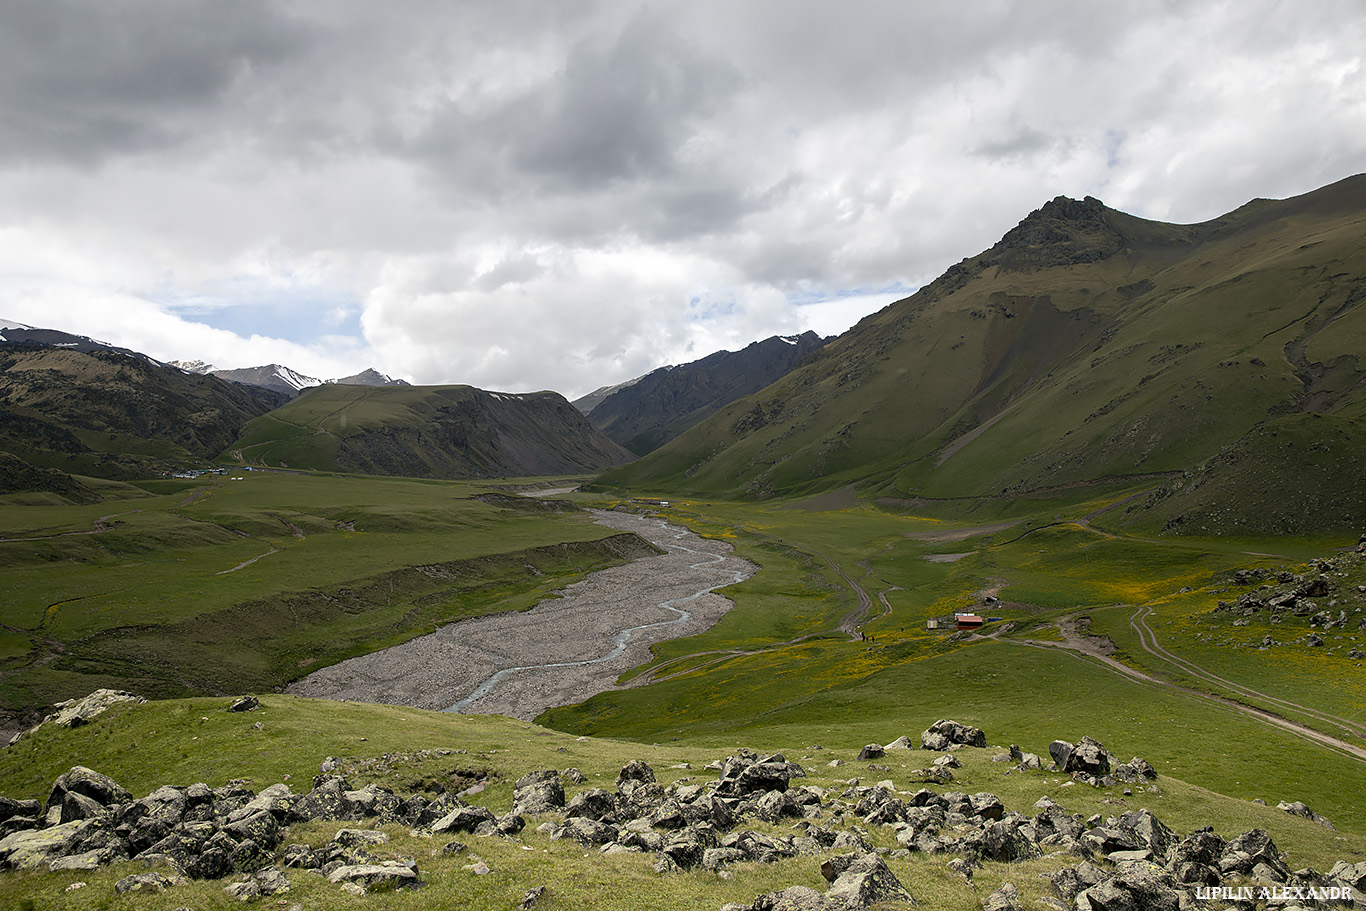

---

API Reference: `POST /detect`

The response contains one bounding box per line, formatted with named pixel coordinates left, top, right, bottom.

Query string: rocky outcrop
left=8, top=690, right=145, bottom=745
left=2, top=731, right=1362, bottom=910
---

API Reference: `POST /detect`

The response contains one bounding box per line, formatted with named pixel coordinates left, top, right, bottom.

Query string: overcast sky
left=1, top=1, right=1364, bottom=397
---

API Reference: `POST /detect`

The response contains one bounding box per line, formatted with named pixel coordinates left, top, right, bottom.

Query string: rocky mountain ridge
left=598, top=174, right=1366, bottom=535
left=0, top=345, right=288, bottom=483
left=171, top=361, right=411, bottom=398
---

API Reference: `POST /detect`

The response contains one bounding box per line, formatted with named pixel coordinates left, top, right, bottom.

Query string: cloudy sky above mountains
left=1, top=1, right=1364, bottom=397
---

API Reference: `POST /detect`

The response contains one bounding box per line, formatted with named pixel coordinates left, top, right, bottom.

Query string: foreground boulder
left=1049, top=736, right=1113, bottom=780
left=920, top=720, right=986, bottom=751
left=327, top=860, right=424, bottom=893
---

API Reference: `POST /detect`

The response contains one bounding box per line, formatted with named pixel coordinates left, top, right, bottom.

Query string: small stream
left=443, top=519, right=748, bottom=713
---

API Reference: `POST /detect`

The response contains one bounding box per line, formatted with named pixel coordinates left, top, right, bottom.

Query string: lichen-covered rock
left=114, top=871, right=186, bottom=894
left=514, top=771, right=566, bottom=815
left=326, top=861, right=423, bottom=892
left=430, top=805, right=496, bottom=834
left=983, top=882, right=1022, bottom=911
left=616, top=760, right=656, bottom=787
left=1076, top=863, right=1181, bottom=911
left=46, top=766, right=131, bottom=816
left=0, top=819, right=98, bottom=870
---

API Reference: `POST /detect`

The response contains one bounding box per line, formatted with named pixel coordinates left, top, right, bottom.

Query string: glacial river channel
left=285, top=510, right=756, bottom=720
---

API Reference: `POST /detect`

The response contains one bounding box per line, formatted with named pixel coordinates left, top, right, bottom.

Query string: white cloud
left=0, top=0, right=1363, bottom=397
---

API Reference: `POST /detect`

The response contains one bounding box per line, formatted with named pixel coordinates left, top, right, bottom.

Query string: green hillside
left=0, top=346, right=286, bottom=483
left=223, top=383, right=634, bottom=479
left=596, top=176, right=1366, bottom=535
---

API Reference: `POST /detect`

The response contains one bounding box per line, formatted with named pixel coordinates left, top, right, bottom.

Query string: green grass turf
left=2, top=694, right=1363, bottom=911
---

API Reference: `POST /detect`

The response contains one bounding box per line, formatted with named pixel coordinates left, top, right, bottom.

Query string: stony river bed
left=285, top=510, right=756, bottom=720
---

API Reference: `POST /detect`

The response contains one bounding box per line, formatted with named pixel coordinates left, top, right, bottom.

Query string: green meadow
left=0, top=471, right=636, bottom=717
left=2, top=473, right=1365, bottom=910
left=546, top=490, right=1366, bottom=830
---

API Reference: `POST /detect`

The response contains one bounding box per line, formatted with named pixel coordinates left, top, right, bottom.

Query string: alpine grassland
left=544, top=491, right=1366, bottom=830
left=595, top=177, right=1366, bottom=536
left=1, top=693, right=1363, bottom=911
left=0, top=471, right=646, bottom=722
left=4, top=181, right=1366, bottom=909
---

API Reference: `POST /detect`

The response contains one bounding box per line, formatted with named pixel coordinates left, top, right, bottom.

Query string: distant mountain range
left=599, top=175, right=1366, bottom=536
left=1, top=319, right=166, bottom=363
left=170, top=360, right=410, bottom=398
left=575, top=331, right=830, bottom=456
left=0, top=321, right=628, bottom=489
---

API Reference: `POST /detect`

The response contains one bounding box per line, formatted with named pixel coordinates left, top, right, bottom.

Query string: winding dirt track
left=981, top=613, right=1366, bottom=763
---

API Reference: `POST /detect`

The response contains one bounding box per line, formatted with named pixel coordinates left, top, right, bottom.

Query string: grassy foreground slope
left=0, top=471, right=651, bottom=726
left=222, top=383, right=633, bottom=479
left=596, top=176, right=1366, bottom=536
left=1, top=694, right=1363, bottom=911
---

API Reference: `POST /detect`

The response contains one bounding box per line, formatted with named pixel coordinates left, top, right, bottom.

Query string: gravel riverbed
left=285, top=510, right=756, bottom=720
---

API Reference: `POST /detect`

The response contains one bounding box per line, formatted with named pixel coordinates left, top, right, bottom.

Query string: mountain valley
left=2, top=177, right=1365, bottom=911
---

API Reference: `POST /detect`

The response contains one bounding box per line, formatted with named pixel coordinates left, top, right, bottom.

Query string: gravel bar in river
left=285, top=510, right=756, bottom=720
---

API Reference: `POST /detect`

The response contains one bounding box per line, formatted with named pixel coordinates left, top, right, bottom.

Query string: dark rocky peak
left=986, top=194, right=1124, bottom=271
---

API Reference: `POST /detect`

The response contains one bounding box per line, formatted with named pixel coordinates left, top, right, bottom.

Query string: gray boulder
left=565, top=788, right=616, bottom=821
left=114, top=871, right=186, bottom=894
left=1050, top=736, right=1112, bottom=776
left=1277, top=800, right=1335, bottom=829
left=0, top=819, right=99, bottom=870
left=823, top=852, right=916, bottom=908
left=616, top=759, right=656, bottom=787
left=513, top=771, right=565, bottom=815
left=431, top=806, right=496, bottom=834
left=748, top=885, right=837, bottom=911
left=327, top=861, right=423, bottom=892
left=46, top=766, right=131, bottom=816
left=10, top=689, right=144, bottom=744
left=920, top=719, right=986, bottom=751
left=1076, top=864, right=1181, bottom=911
left=983, top=882, right=1023, bottom=911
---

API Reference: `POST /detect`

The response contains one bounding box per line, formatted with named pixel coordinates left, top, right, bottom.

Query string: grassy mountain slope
left=222, top=384, right=634, bottom=479
left=585, top=331, right=830, bottom=456
left=597, top=176, right=1366, bottom=534
left=0, top=346, right=287, bottom=482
